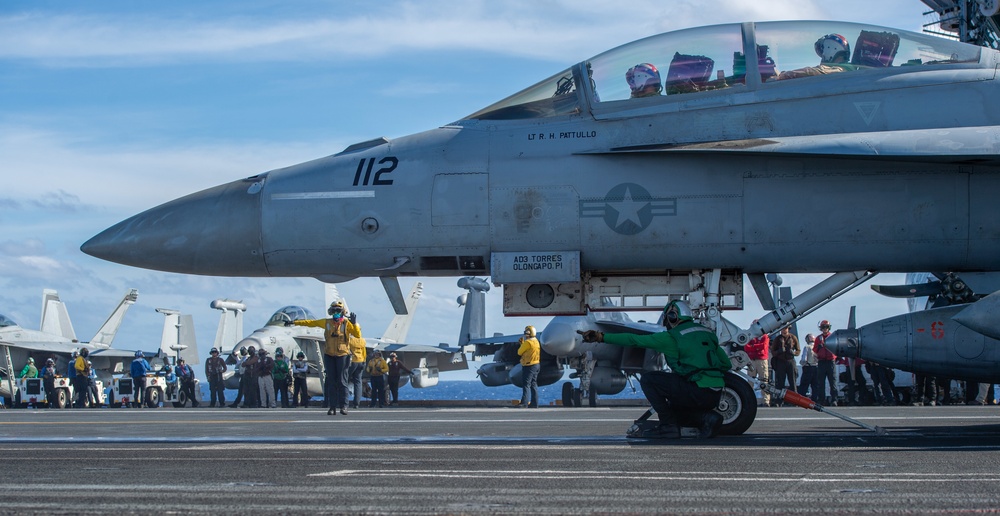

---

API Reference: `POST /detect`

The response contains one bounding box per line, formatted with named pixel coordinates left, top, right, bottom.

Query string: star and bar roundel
left=579, top=183, right=677, bottom=235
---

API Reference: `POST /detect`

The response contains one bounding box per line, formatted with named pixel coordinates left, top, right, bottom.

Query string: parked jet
left=0, top=288, right=155, bottom=404
left=216, top=280, right=470, bottom=398
left=83, top=20, right=1000, bottom=430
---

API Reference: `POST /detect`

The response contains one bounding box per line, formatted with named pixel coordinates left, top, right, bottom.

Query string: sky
left=0, top=1, right=939, bottom=381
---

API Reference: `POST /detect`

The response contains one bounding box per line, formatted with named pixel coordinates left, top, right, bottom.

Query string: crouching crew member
left=579, top=300, right=732, bottom=439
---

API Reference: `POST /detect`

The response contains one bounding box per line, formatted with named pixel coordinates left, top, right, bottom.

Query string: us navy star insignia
left=580, top=183, right=676, bottom=235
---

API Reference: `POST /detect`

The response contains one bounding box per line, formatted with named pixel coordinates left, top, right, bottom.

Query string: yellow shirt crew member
left=293, top=300, right=361, bottom=415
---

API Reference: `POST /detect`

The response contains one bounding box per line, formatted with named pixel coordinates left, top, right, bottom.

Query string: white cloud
left=0, top=125, right=342, bottom=211
left=0, top=1, right=927, bottom=67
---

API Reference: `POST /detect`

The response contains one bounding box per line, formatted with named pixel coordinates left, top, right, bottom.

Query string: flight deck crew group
left=12, top=300, right=1000, bottom=416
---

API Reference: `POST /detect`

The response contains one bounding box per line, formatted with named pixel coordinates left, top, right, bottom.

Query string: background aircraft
left=216, top=280, right=473, bottom=398
left=0, top=288, right=159, bottom=404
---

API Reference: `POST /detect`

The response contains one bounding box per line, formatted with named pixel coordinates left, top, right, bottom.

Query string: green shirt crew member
left=579, top=300, right=732, bottom=439
left=19, top=358, right=38, bottom=379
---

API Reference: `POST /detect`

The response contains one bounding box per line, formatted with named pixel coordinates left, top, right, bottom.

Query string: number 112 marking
left=353, top=157, right=398, bottom=186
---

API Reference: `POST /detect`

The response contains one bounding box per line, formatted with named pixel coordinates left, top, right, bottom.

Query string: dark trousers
left=208, top=374, right=225, bottom=406
left=816, top=360, right=837, bottom=403
left=231, top=374, right=245, bottom=406
left=797, top=364, right=818, bottom=400
left=180, top=379, right=198, bottom=407
left=521, top=363, right=540, bottom=408
left=844, top=363, right=867, bottom=405
left=348, top=362, right=364, bottom=407
left=292, top=377, right=308, bottom=407
left=771, top=358, right=796, bottom=393
left=43, top=378, right=56, bottom=408
left=274, top=378, right=289, bottom=407
left=387, top=376, right=401, bottom=404
left=323, top=354, right=351, bottom=410
left=869, top=366, right=896, bottom=404
left=132, top=376, right=146, bottom=406
left=245, top=373, right=259, bottom=407
left=73, top=376, right=88, bottom=408
left=370, top=375, right=386, bottom=407
left=639, top=370, right=722, bottom=427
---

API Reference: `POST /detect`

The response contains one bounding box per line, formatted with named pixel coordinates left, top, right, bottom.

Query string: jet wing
left=0, top=340, right=86, bottom=355
left=467, top=333, right=523, bottom=345
left=89, top=348, right=158, bottom=358
left=376, top=343, right=468, bottom=373
left=599, top=126, right=1000, bottom=164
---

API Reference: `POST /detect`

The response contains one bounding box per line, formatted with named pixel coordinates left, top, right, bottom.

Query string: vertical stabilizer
left=380, top=282, right=423, bottom=343
left=324, top=283, right=341, bottom=314
left=39, top=289, right=76, bottom=341
left=210, top=299, right=246, bottom=354
left=156, top=308, right=199, bottom=364
left=457, top=277, right=490, bottom=347
left=89, top=288, right=139, bottom=347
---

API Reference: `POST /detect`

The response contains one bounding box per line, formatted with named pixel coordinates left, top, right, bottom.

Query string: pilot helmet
left=815, top=34, right=850, bottom=64
left=523, top=325, right=536, bottom=338
left=625, top=63, right=662, bottom=98
left=328, top=301, right=346, bottom=318
left=662, top=300, right=693, bottom=329
left=296, top=351, right=305, bottom=359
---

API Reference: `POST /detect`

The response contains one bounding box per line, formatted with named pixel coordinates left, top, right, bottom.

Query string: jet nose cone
left=825, top=329, right=860, bottom=358
left=539, top=321, right=579, bottom=357
left=82, top=176, right=268, bottom=276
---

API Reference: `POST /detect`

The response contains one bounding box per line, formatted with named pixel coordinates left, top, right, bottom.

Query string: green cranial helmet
left=663, top=300, right=693, bottom=329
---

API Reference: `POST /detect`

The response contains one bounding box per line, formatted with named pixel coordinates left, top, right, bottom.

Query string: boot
left=698, top=412, right=723, bottom=439
left=640, top=423, right=681, bottom=439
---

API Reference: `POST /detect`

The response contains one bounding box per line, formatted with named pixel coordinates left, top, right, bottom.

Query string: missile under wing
left=82, top=20, right=1000, bottom=318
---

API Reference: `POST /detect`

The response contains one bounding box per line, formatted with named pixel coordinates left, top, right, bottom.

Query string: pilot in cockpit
left=774, top=33, right=860, bottom=81
left=626, top=63, right=662, bottom=98
left=815, top=33, right=851, bottom=65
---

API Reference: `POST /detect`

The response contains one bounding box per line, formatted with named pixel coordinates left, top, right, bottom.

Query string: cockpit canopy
left=266, top=306, right=316, bottom=326
left=0, top=314, right=16, bottom=328
left=464, top=20, right=983, bottom=120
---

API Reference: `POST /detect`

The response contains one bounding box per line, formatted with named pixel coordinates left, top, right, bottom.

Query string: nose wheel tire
left=716, top=372, right=757, bottom=435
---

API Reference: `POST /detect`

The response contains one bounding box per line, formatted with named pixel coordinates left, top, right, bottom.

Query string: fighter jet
left=0, top=288, right=157, bottom=404
left=82, top=20, right=1000, bottom=428
left=216, top=280, right=471, bottom=398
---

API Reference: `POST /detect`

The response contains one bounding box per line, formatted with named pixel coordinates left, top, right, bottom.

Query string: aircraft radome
left=83, top=20, right=1000, bottom=430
